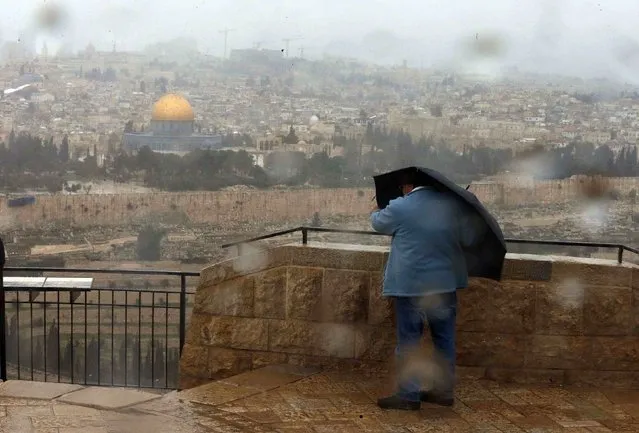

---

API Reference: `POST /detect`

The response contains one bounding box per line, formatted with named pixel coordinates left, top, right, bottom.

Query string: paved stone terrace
left=1, top=366, right=639, bottom=432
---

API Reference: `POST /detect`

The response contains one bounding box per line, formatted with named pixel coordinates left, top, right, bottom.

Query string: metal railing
left=0, top=266, right=199, bottom=390
left=221, top=226, right=639, bottom=264
left=2, top=227, right=638, bottom=390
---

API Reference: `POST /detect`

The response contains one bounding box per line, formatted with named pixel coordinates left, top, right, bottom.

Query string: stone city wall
left=4, top=176, right=639, bottom=228
left=179, top=242, right=639, bottom=390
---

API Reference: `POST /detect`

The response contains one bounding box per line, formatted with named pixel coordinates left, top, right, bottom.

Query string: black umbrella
left=373, top=166, right=506, bottom=281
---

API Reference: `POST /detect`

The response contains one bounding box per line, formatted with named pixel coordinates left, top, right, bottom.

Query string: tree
left=107, top=132, right=120, bottom=154
left=283, top=126, right=299, bottom=145
left=7, top=316, right=17, bottom=363
left=429, top=104, right=443, bottom=117
left=59, top=135, right=70, bottom=162
left=124, top=120, right=134, bottom=133
left=8, top=129, right=16, bottom=151
left=46, top=321, right=59, bottom=377
left=61, top=340, right=73, bottom=376
left=136, top=225, right=166, bottom=261
left=143, top=342, right=153, bottom=385
left=154, top=341, right=166, bottom=385
left=34, top=339, right=44, bottom=370
left=86, top=337, right=100, bottom=384
left=311, top=212, right=321, bottom=227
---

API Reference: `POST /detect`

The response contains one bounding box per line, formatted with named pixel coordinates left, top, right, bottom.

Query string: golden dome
left=151, top=93, right=195, bottom=122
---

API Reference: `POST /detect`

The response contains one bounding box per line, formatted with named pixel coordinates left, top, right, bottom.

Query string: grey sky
left=3, top=0, right=639, bottom=80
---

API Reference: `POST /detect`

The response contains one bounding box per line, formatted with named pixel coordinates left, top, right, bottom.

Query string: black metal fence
left=222, top=226, right=639, bottom=264
left=2, top=226, right=639, bottom=391
left=0, top=267, right=199, bottom=390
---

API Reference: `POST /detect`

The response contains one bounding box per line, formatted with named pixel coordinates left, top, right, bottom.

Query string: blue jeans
left=393, top=292, right=457, bottom=402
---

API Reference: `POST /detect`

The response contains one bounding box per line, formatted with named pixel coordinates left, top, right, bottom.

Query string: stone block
left=458, top=279, right=535, bottom=334
left=56, top=387, right=160, bottom=410
left=322, top=269, right=369, bottom=323
left=314, top=323, right=356, bottom=358
left=268, top=319, right=315, bottom=355
left=179, top=343, right=209, bottom=380
left=200, top=316, right=268, bottom=351
left=254, top=267, right=286, bottom=319
left=456, top=332, right=527, bottom=368
left=289, top=245, right=384, bottom=271
left=589, top=337, right=639, bottom=370
left=287, top=354, right=387, bottom=373
left=286, top=267, right=323, bottom=321
left=527, top=335, right=591, bottom=370
left=268, top=320, right=355, bottom=358
left=368, top=272, right=393, bottom=325
left=535, top=283, right=583, bottom=335
left=354, top=325, right=396, bottom=361
left=184, top=313, right=209, bottom=346
left=0, top=381, right=83, bottom=400
left=207, top=348, right=253, bottom=380
left=179, top=376, right=209, bottom=390
left=564, top=370, right=639, bottom=388
left=178, top=380, right=259, bottom=407
left=502, top=258, right=552, bottom=281
left=583, top=286, right=632, bottom=335
left=251, top=351, right=288, bottom=369
left=221, top=366, right=306, bottom=390
left=551, top=261, right=632, bottom=287
left=199, top=246, right=290, bottom=287
left=456, top=366, right=487, bottom=380
left=484, top=368, right=565, bottom=385
left=193, top=276, right=254, bottom=317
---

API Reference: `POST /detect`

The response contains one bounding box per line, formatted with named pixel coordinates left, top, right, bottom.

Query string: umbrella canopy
left=373, top=166, right=506, bottom=281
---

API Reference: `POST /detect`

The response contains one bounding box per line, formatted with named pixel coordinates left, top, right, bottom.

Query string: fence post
left=0, top=237, right=6, bottom=381
left=302, top=228, right=308, bottom=245
left=618, top=246, right=624, bottom=264
left=179, top=274, right=187, bottom=356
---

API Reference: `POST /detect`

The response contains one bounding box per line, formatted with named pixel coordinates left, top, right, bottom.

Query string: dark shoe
left=377, top=395, right=421, bottom=411
left=419, top=391, right=454, bottom=407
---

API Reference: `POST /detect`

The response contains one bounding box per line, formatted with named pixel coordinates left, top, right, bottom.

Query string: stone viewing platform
left=4, top=240, right=639, bottom=432
left=180, top=242, right=639, bottom=390
left=4, top=368, right=639, bottom=431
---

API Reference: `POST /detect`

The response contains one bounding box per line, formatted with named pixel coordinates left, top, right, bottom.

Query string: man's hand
left=371, top=204, right=379, bottom=213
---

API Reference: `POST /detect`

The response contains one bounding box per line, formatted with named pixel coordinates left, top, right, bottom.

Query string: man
left=370, top=171, right=482, bottom=411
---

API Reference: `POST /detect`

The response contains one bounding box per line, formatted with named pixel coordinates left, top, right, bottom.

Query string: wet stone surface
left=2, top=370, right=639, bottom=432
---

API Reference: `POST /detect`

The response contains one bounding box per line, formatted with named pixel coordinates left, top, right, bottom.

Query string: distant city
left=1, top=35, right=639, bottom=193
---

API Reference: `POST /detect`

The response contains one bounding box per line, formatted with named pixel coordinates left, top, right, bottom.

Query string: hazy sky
left=3, top=0, right=639, bottom=80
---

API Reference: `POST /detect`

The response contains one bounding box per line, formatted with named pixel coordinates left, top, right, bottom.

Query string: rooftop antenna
left=282, top=36, right=303, bottom=58
left=298, top=45, right=314, bottom=59
left=219, top=27, right=236, bottom=59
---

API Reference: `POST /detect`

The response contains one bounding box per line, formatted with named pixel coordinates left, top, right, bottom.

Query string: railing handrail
left=0, top=266, right=200, bottom=385
left=3, top=267, right=200, bottom=277
left=220, top=226, right=639, bottom=264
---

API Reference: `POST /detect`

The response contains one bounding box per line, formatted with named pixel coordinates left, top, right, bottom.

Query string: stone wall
left=5, top=175, right=639, bottom=228
left=180, top=242, right=639, bottom=390
left=0, top=189, right=375, bottom=228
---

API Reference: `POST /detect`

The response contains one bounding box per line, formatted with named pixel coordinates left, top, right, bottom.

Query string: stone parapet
left=179, top=242, right=639, bottom=389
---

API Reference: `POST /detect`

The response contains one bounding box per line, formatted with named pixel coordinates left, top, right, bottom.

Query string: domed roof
left=151, top=93, right=195, bottom=122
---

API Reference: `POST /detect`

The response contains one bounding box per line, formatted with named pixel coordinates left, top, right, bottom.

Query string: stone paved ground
left=2, top=367, right=639, bottom=432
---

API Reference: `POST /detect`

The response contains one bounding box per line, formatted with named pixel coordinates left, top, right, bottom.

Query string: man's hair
left=399, top=170, right=426, bottom=187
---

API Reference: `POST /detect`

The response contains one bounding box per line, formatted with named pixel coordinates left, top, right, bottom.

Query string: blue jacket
left=370, top=187, right=481, bottom=297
